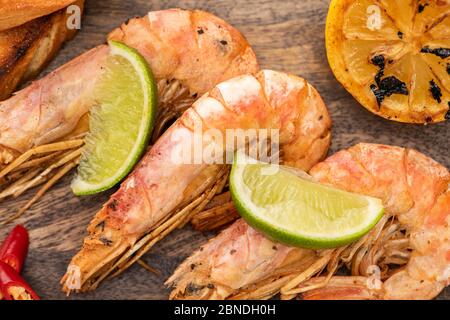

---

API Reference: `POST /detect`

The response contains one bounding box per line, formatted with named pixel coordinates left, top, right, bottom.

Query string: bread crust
left=0, top=0, right=84, bottom=100
left=0, top=0, right=81, bottom=31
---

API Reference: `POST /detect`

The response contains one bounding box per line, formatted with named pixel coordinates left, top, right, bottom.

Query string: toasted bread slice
left=0, top=0, right=81, bottom=31
left=0, top=0, right=84, bottom=100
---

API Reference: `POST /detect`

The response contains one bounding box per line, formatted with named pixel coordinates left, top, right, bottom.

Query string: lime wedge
left=229, top=153, right=384, bottom=249
left=71, top=40, right=157, bottom=195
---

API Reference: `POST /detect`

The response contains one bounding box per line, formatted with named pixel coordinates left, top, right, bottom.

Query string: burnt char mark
left=397, top=31, right=403, bottom=39
left=429, top=80, right=442, bottom=103
left=370, top=84, right=383, bottom=105
left=418, top=3, right=428, bottom=13
left=378, top=77, right=408, bottom=98
left=124, top=17, right=139, bottom=25
left=370, top=77, right=409, bottom=106
left=370, top=55, right=408, bottom=106
left=421, top=47, right=450, bottom=59
left=371, top=55, right=385, bottom=69
left=216, top=39, right=230, bottom=53
left=371, top=55, right=385, bottom=86
left=99, top=237, right=113, bottom=246
left=445, top=106, right=450, bottom=120
left=0, top=15, right=53, bottom=78
left=108, top=199, right=119, bottom=211
left=447, top=64, right=450, bottom=75
left=15, top=46, right=28, bottom=61
left=95, top=220, right=106, bottom=232
left=197, top=28, right=204, bottom=35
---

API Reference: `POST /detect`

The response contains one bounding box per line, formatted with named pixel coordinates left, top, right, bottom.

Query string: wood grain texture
left=1, top=0, right=449, bottom=300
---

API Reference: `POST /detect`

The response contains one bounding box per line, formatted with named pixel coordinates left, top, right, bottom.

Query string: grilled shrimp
left=301, top=144, right=450, bottom=300
left=167, top=218, right=324, bottom=300
left=0, top=9, right=258, bottom=220
left=61, top=70, right=331, bottom=293
left=167, top=143, right=449, bottom=300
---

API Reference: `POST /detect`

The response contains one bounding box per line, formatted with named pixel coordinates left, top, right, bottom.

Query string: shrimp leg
left=62, top=70, right=331, bottom=293
left=0, top=9, right=259, bottom=221
left=168, top=143, right=450, bottom=300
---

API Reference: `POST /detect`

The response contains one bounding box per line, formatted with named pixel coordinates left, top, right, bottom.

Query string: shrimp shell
left=168, top=143, right=449, bottom=300
left=0, top=9, right=258, bottom=220
left=62, top=70, right=331, bottom=293
left=0, top=9, right=258, bottom=155
left=300, top=144, right=449, bottom=300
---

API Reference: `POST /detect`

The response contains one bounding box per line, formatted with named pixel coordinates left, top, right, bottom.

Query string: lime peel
left=230, top=152, right=384, bottom=249
left=71, top=40, right=157, bottom=195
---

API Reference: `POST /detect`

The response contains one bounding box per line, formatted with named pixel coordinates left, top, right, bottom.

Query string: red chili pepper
left=0, top=225, right=29, bottom=273
left=0, top=261, right=39, bottom=300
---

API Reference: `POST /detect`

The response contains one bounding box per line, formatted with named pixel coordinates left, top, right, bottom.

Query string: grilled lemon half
left=326, top=0, right=450, bottom=123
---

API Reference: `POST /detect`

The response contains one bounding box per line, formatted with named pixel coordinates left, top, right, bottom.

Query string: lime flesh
left=71, top=40, right=157, bottom=195
left=230, top=155, right=384, bottom=249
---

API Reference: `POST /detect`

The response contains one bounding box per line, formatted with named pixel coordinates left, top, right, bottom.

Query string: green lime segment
left=71, top=40, right=157, bottom=195
left=230, top=153, right=384, bottom=249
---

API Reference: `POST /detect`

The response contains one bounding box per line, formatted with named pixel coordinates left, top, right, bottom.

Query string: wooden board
left=1, top=0, right=449, bottom=300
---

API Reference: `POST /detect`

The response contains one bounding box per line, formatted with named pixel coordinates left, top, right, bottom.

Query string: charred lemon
left=326, top=0, right=450, bottom=123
